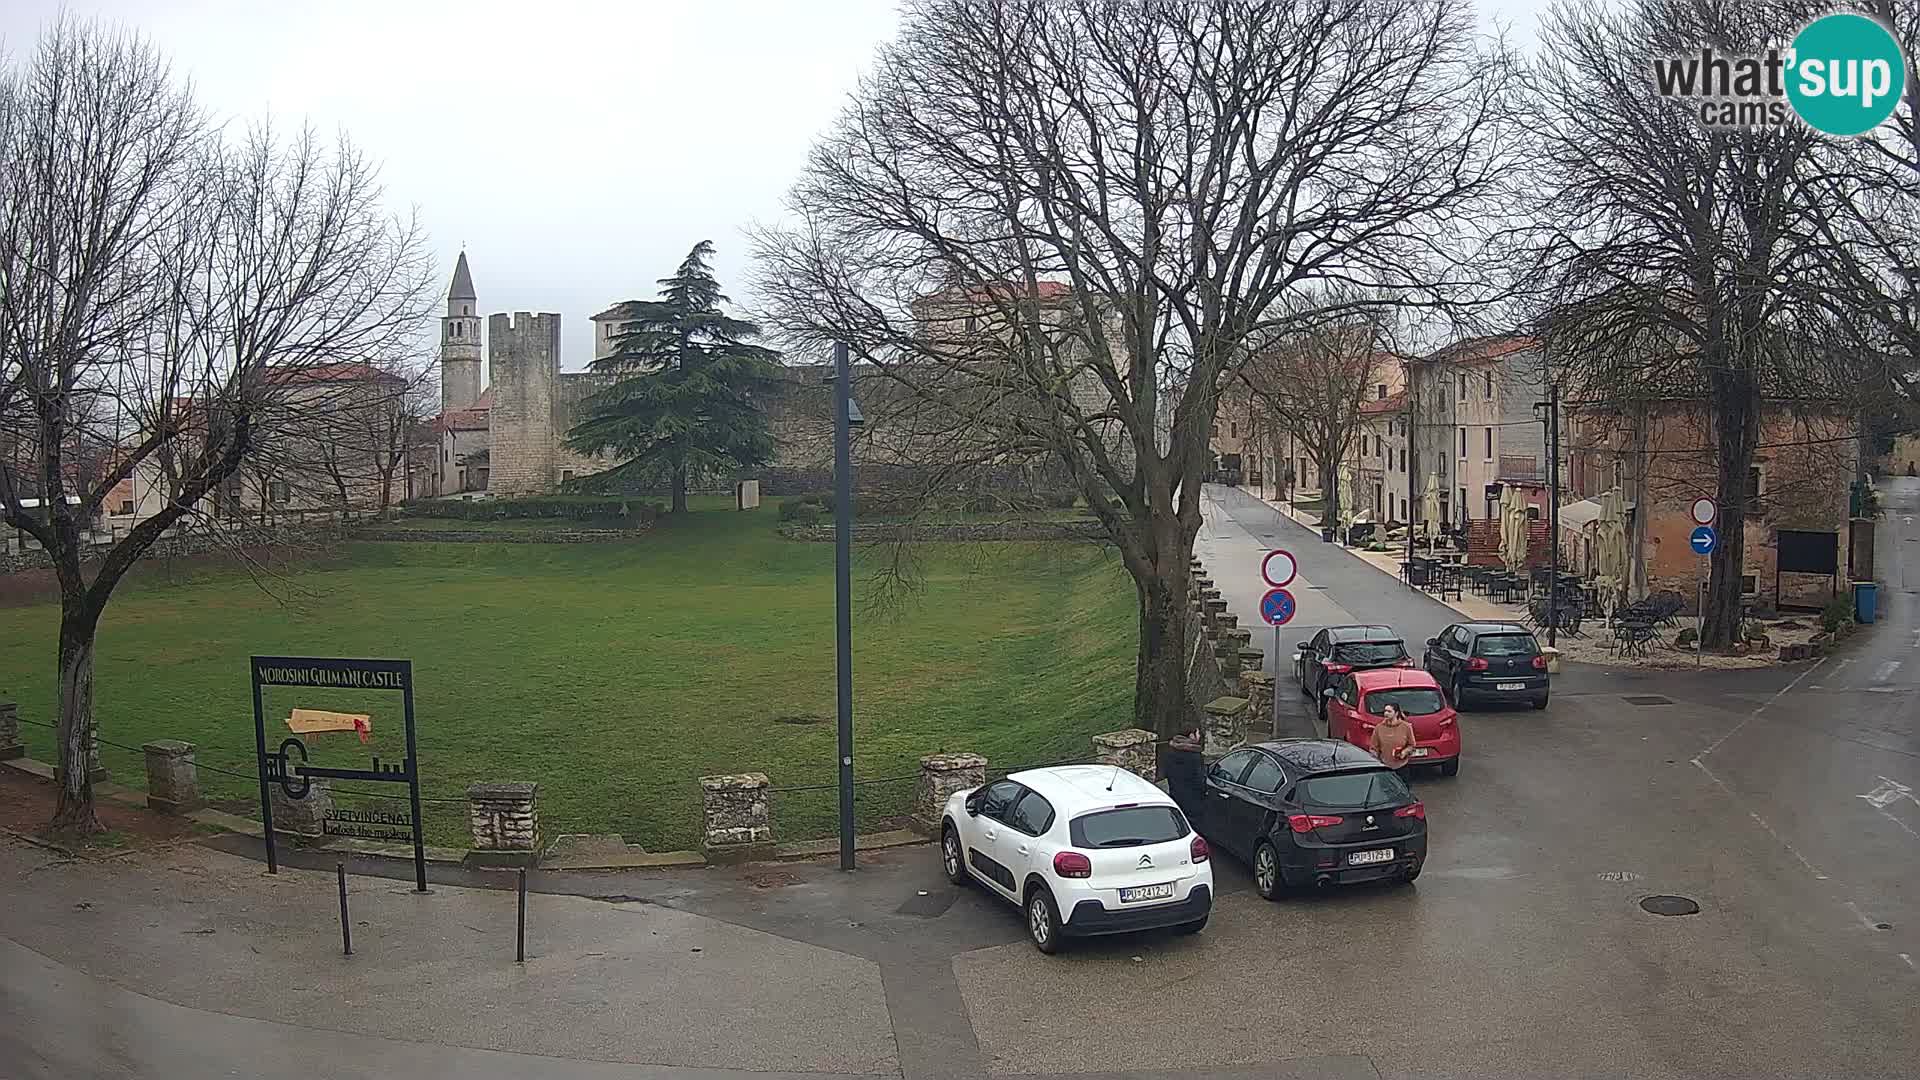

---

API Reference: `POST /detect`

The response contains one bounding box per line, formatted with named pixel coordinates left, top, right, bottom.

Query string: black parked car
left=1294, top=625, right=1412, bottom=721
left=1193, top=739, right=1427, bottom=897
left=1423, top=621, right=1549, bottom=710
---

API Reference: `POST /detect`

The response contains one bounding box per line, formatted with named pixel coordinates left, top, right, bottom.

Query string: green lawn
left=1, top=503, right=1136, bottom=851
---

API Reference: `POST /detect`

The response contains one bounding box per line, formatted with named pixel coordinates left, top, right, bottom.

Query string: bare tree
left=754, top=0, right=1514, bottom=740
left=1238, top=306, right=1395, bottom=531
left=1519, top=0, right=1863, bottom=648
left=0, top=19, right=434, bottom=839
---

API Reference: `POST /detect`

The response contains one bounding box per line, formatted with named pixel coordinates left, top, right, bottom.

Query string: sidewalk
left=0, top=835, right=898, bottom=1076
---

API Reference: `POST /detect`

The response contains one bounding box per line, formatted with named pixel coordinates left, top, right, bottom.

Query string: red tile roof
left=264, top=361, right=407, bottom=386
left=1425, top=335, right=1536, bottom=366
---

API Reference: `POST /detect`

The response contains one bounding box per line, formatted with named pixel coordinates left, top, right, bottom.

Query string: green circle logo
left=1787, top=13, right=1906, bottom=136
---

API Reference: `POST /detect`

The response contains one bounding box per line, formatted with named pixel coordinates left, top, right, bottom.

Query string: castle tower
left=440, top=251, right=483, bottom=413
left=487, top=312, right=563, bottom=495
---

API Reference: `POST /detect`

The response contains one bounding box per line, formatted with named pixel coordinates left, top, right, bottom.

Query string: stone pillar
left=1202, top=596, right=1228, bottom=631
left=141, top=740, right=200, bottom=814
left=269, top=779, right=331, bottom=839
left=1214, top=634, right=1242, bottom=679
left=1239, top=671, right=1275, bottom=735
left=1203, top=697, right=1250, bottom=761
left=0, top=702, right=21, bottom=761
left=700, top=773, right=772, bottom=862
left=1237, top=647, right=1265, bottom=674
left=914, top=753, right=987, bottom=836
left=1217, top=612, right=1238, bottom=631
left=1090, top=729, right=1158, bottom=782
left=467, top=782, right=540, bottom=865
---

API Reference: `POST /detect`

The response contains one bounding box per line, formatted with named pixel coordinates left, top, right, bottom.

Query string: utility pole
left=1546, top=382, right=1561, bottom=648
left=1405, top=360, right=1417, bottom=576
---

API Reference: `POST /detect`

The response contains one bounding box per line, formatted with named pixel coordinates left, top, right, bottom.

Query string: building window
left=1484, top=372, right=1493, bottom=399
left=965, top=314, right=978, bottom=333
left=117, top=499, right=134, bottom=516
left=1748, top=465, right=1764, bottom=501
left=1459, top=428, right=1467, bottom=458
left=269, top=481, right=290, bottom=504
left=1484, top=427, right=1493, bottom=460
left=1458, top=374, right=1467, bottom=401
left=462, top=304, right=470, bottom=316
left=561, top=470, right=574, bottom=484
left=1376, top=384, right=1387, bottom=400
left=1230, top=421, right=1238, bottom=439
left=1401, top=496, right=1409, bottom=519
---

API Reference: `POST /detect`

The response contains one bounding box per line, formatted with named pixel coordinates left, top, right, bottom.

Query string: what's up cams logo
left=1653, top=12, right=1907, bottom=136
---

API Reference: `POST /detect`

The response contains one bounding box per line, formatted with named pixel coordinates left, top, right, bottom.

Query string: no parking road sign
left=1260, top=587, right=1298, bottom=626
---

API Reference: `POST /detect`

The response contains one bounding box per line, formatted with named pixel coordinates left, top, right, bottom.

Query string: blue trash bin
left=1853, top=581, right=1879, bottom=625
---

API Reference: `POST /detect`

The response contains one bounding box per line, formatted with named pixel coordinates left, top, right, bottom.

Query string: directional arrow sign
left=1689, top=524, right=1717, bottom=556
left=1261, top=548, right=1298, bottom=588
left=1260, top=587, right=1298, bottom=626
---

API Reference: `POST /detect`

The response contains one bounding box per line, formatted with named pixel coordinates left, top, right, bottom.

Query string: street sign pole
left=1272, top=622, right=1282, bottom=733
left=1698, top=581, right=1705, bottom=669
left=833, top=340, right=855, bottom=872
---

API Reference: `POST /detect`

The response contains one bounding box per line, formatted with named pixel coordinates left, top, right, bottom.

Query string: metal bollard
left=337, top=862, right=352, bottom=956
left=515, top=868, right=527, bottom=963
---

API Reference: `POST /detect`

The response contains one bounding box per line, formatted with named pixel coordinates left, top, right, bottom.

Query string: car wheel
left=1175, top=915, right=1208, bottom=935
left=1298, top=669, right=1311, bottom=698
left=1253, top=841, right=1284, bottom=901
left=1025, top=884, right=1063, bottom=954
left=1451, top=677, right=1469, bottom=710
left=940, top=824, right=967, bottom=886
left=1532, top=692, right=1550, bottom=710
left=1439, top=758, right=1460, bottom=778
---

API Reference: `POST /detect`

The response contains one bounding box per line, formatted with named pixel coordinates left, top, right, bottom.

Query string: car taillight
left=1466, top=657, right=1489, bottom=671
left=1287, top=813, right=1344, bottom=833
left=1394, top=802, right=1426, bottom=820
left=1438, top=715, right=1455, bottom=728
left=1190, top=835, right=1209, bottom=863
left=1531, top=654, right=1548, bottom=670
left=1052, top=851, right=1092, bottom=878
left=1325, top=663, right=1352, bottom=674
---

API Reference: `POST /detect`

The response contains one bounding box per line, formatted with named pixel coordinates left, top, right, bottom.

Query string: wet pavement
left=3, top=484, right=1916, bottom=1078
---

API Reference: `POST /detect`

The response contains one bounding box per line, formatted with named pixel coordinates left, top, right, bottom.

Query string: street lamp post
left=831, top=341, right=860, bottom=871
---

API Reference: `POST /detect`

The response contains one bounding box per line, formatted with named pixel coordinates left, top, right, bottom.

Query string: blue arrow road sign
left=1690, top=525, right=1717, bottom=555
left=1260, top=587, right=1298, bottom=626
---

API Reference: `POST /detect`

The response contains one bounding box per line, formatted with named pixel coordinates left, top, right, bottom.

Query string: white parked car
left=940, top=764, right=1213, bottom=953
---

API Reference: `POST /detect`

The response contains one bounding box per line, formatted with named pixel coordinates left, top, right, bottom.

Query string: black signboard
left=1777, top=529, right=1839, bottom=575
left=251, top=656, right=425, bottom=891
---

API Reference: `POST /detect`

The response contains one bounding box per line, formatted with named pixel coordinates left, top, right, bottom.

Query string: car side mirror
left=1425, top=638, right=1438, bottom=649
left=1322, top=687, right=1337, bottom=699
left=963, top=795, right=980, bottom=816
left=1295, top=642, right=1309, bottom=651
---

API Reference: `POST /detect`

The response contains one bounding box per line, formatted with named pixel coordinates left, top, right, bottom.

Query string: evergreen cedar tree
left=567, top=242, right=781, bottom=512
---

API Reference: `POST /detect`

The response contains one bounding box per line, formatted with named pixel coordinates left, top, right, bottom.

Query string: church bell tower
left=440, top=251, right=483, bottom=412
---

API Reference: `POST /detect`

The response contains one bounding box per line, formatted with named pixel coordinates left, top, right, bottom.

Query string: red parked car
left=1322, top=667, right=1461, bottom=777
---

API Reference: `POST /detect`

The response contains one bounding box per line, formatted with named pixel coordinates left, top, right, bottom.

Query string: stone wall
left=699, top=773, right=772, bottom=859
left=353, top=528, right=651, bottom=544
left=914, top=753, right=987, bottom=835
left=779, top=519, right=1108, bottom=543
left=2, top=523, right=342, bottom=576
left=1090, top=729, right=1158, bottom=781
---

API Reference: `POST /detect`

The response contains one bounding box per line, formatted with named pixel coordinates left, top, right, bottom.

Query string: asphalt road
left=3, top=483, right=1915, bottom=1078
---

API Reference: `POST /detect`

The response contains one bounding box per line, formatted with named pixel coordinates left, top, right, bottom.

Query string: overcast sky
left=3, top=0, right=1548, bottom=372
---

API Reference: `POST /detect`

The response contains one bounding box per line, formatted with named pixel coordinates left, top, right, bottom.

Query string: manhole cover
left=1640, top=894, right=1700, bottom=916
left=1625, top=695, right=1674, bottom=706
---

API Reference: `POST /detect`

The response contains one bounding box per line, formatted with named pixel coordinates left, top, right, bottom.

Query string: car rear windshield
left=1068, top=806, right=1190, bottom=848
left=1364, top=687, right=1447, bottom=716
left=1334, top=641, right=1406, bottom=664
left=1473, top=633, right=1540, bottom=658
left=1297, top=769, right=1413, bottom=809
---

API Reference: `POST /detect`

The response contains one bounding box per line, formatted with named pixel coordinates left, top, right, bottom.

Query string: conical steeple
left=448, top=250, right=477, bottom=306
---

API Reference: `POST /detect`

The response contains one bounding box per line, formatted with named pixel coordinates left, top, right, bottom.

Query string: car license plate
left=1497, top=681, right=1525, bottom=690
left=1348, top=849, right=1395, bottom=866
left=1119, top=882, right=1175, bottom=904
left=1410, top=747, right=1432, bottom=757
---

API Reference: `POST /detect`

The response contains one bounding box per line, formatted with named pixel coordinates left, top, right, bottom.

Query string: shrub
left=779, top=495, right=829, bottom=523
left=1041, top=488, right=1080, bottom=510
left=1820, top=594, right=1852, bottom=634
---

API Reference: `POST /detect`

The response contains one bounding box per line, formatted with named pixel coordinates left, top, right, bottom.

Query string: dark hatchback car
left=1294, top=624, right=1413, bottom=720
left=1192, top=739, right=1427, bottom=899
left=1423, top=621, right=1550, bottom=709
